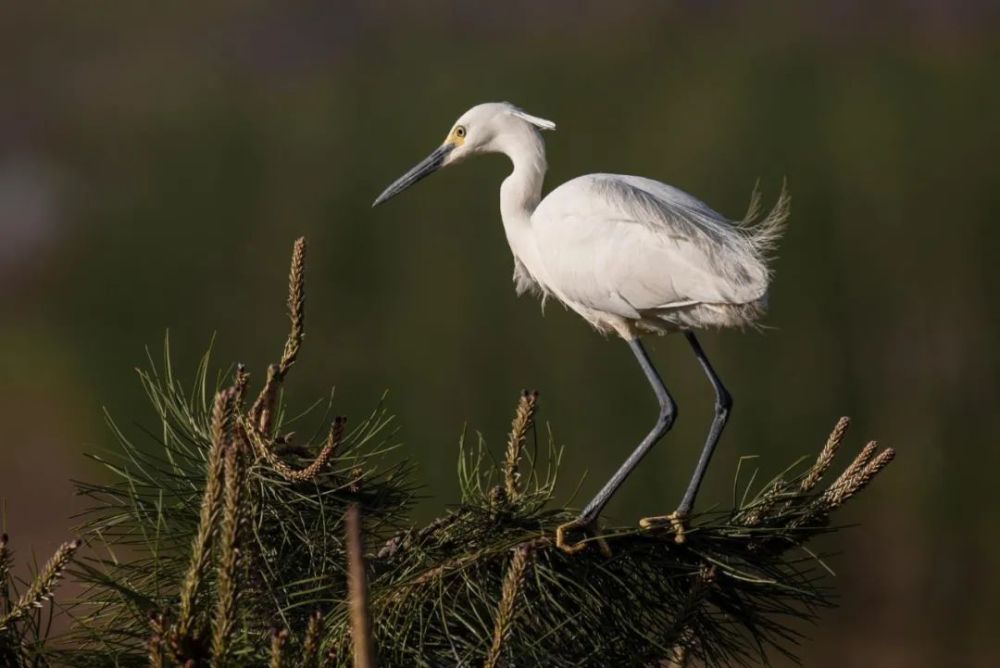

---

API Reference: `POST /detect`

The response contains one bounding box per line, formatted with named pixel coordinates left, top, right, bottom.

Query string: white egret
left=373, top=102, right=788, bottom=550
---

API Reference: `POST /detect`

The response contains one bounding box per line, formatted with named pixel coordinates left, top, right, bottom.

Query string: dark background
left=2, top=1, right=998, bottom=664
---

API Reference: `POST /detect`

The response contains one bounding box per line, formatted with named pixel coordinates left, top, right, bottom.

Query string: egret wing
left=531, top=174, right=769, bottom=316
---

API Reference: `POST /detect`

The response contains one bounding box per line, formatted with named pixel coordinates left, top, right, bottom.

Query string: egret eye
left=455, top=125, right=467, bottom=139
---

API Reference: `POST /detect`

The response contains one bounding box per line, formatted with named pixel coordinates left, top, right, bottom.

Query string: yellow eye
left=454, top=125, right=466, bottom=139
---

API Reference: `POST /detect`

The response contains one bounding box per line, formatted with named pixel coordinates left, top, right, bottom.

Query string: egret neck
left=497, top=123, right=548, bottom=279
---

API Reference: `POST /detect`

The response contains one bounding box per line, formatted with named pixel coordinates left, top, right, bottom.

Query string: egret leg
left=675, top=332, right=732, bottom=517
left=638, top=333, right=731, bottom=544
left=556, top=338, right=677, bottom=552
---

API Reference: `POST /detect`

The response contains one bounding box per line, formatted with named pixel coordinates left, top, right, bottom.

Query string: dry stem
left=346, top=504, right=375, bottom=668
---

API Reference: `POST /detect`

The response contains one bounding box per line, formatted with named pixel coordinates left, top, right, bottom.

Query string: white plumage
left=373, top=101, right=789, bottom=548
left=520, top=172, right=787, bottom=335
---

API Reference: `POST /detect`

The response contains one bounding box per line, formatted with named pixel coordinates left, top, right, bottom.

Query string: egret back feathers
left=522, top=173, right=789, bottom=336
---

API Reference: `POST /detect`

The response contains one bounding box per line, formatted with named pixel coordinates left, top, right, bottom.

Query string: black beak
left=372, top=144, right=455, bottom=207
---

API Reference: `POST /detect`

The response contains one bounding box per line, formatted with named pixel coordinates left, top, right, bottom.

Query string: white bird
left=373, top=102, right=788, bottom=551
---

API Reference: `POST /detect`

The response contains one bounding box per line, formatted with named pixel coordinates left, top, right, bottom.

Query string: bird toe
left=555, top=519, right=612, bottom=557
left=639, top=511, right=689, bottom=544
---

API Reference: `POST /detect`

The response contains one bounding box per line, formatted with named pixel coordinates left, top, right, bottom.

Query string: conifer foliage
left=0, top=239, right=894, bottom=666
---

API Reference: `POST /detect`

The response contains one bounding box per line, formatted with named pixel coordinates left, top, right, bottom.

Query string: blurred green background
left=2, top=1, right=999, bottom=664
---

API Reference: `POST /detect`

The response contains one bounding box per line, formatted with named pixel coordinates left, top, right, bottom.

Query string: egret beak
left=372, top=144, right=455, bottom=207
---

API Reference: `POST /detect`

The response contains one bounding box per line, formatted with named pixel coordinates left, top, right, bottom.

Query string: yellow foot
left=639, top=511, right=689, bottom=544
left=555, top=519, right=612, bottom=557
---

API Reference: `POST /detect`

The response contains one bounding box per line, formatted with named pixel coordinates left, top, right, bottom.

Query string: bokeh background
left=2, top=1, right=999, bottom=664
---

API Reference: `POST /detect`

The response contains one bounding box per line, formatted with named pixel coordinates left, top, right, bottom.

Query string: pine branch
left=300, top=610, right=324, bottom=668
left=0, top=538, right=81, bottom=633
left=269, top=628, right=289, bottom=668
left=172, top=387, right=235, bottom=656
left=233, top=363, right=251, bottom=408
left=0, top=533, right=10, bottom=612
left=211, top=433, right=245, bottom=662
left=148, top=613, right=167, bottom=668
left=280, top=236, right=307, bottom=377
left=821, top=444, right=895, bottom=511
left=503, top=390, right=538, bottom=500
left=51, top=238, right=896, bottom=668
left=665, top=563, right=717, bottom=662
left=346, top=504, right=375, bottom=668
left=250, top=364, right=281, bottom=436
left=245, top=416, right=346, bottom=483
left=484, top=544, right=532, bottom=668
left=800, top=416, right=850, bottom=493
left=250, top=236, right=306, bottom=437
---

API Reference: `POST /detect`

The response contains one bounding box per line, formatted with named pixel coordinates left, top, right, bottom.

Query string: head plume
left=506, top=105, right=556, bottom=131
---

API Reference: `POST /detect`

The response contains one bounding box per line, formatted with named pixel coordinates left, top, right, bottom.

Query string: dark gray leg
left=675, top=331, right=732, bottom=516
left=574, top=338, right=678, bottom=526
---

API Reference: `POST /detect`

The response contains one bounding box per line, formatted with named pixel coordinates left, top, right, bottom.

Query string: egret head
left=372, top=102, right=555, bottom=207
